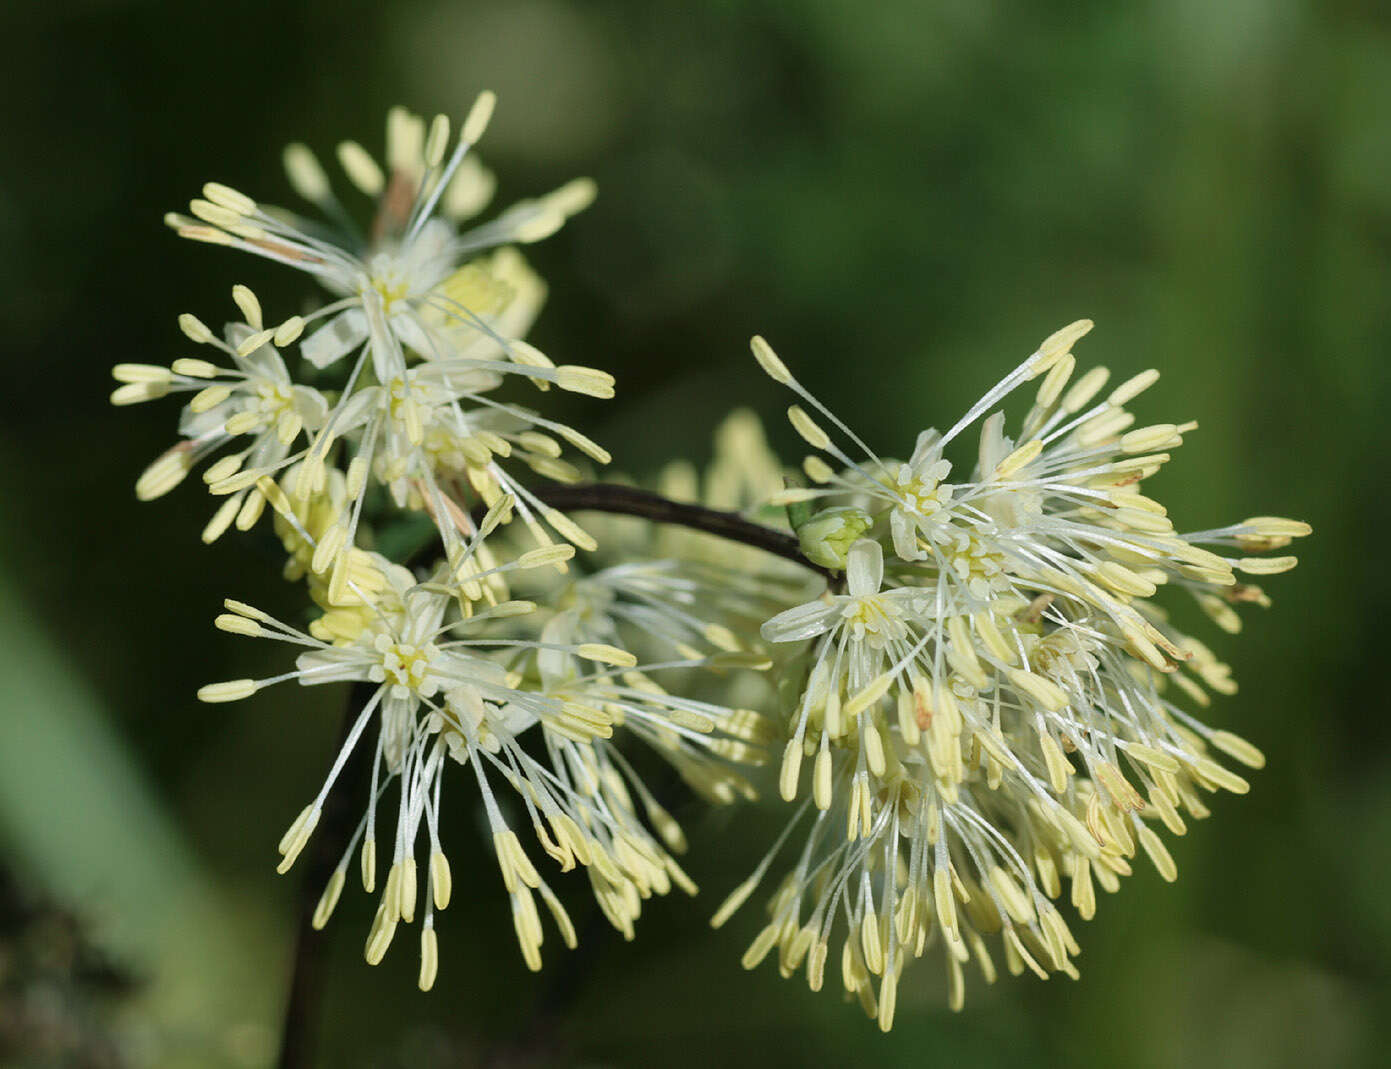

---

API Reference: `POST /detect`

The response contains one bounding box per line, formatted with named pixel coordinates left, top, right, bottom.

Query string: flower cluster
left=115, top=101, right=1309, bottom=1027
left=710, top=324, right=1308, bottom=1027
left=114, top=101, right=780, bottom=990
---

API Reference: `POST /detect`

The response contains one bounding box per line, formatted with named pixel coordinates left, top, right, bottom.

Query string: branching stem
left=524, top=482, right=833, bottom=581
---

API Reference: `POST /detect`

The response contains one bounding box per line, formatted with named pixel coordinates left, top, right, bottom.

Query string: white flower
left=723, top=324, right=1311, bottom=1019
left=111, top=288, right=328, bottom=542
left=165, top=104, right=619, bottom=570
left=167, top=100, right=593, bottom=383
left=763, top=539, right=923, bottom=648
left=197, top=521, right=774, bottom=987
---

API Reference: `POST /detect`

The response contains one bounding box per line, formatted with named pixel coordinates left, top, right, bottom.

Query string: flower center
left=373, top=635, right=442, bottom=697
left=362, top=252, right=414, bottom=313
left=897, top=474, right=952, bottom=518
left=844, top=594, right=908, bottom=648
left=253, top=380, right=295, bottom=418
left=942, top=530, right=1008, bottom=594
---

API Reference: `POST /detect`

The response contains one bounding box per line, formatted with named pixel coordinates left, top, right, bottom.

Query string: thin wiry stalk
left=517, top=482, right=833, bottom=581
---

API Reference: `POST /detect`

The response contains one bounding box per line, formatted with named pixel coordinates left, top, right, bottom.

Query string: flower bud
left=795, top=507, right=872, bottom=569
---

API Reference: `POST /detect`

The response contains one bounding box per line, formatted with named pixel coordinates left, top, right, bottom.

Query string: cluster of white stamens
left=151, top=98, right=612, bottom=571
left=119, top=101, right=784, bottom=991
left=716, top=323, right=1309, bottom=1027
left=200, top=547, right=774, bottom=987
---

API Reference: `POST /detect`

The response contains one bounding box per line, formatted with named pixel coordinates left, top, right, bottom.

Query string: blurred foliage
left=1, top=0, right=1388, bottom=1066
left=0, top=862, right=135, bottom=1068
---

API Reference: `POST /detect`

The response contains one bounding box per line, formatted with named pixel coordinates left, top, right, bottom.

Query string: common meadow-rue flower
left=164, top=100, right=615, bottom=576
left=712, top=325, right=1310, bottom=1027
left=111, top=288, right=329, bottom=542
left=198, top=516, right=763, bottom=988
left=165, top=98, right=590, bottom=375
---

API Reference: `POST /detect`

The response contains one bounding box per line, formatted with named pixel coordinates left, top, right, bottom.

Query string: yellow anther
left=788, top=405, right=830, bottom=450
left=995, top=439, right=1043, bottom=477
left=1108, top=368, right=1160, bottom=406
left=554, top=365, right=616, bottom=398
left=750, top=335, right=792, bottom=384
left=576, top=643, right=636, bottom=668
left=463, top=90, right=497, bottom=144
left=1208, top=730, right=1265, bottom=769
left=418, top=926, right=439, bottom=991
left=336, top=140, right=385, bottom=196
left=312, top=868, right=346, bottom=930
left=198, top=679, right=257, bottom=703
left=283, top=143, right=331, bottom=203
left=203, top=182, right=256, bottom=215
left=232, top=284, right=262, bottom=328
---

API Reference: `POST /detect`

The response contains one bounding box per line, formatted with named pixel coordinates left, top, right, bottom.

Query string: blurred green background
left=2, top=0, right=1388, bottom=1066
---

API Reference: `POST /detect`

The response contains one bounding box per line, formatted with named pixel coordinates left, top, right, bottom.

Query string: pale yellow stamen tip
left=111, top=363, right=172, bottom=386
left=844, top=674, right=893, bottom=718
left=425, top=114, right=451, bottom=168
left=283, top=143, right=331, bottom=203
left=546, top=176, right=598, bottom=216
left=463, top=90, right=497, bottom=144
left=750, top=335, right=792, bottom=384
left=418, top=926, right=440, bottom=991
left=1209, top=730, right=1266, bottom=769
left=364, top=903, right=398, bottom=966
left=1241, top=516, right=1312, bottom=539
left=312, top=868, right=346, bottom=930
left=1007, top=667, right=1069, bottom=711
left=274, top=316, right=306, bottom=346
left=577, top=643, right=637, bottom=668
left=276, top=804, right=320, bottom=873
left=1237, top=556, right=1298, bottom=575
left=111, top=382, right=166, bottom=406
left=770, top=487, right=820, bottom=506
left=794, top=458, right=830, bottom=486
left=1109, top=368, right=1160, bottom=406
left=234, top=328, right=274, bottom=357
left=171, top=357, right=218, bottom=378
left=509, top=338, right=555, bottom=370
left=1137, top=824, right=1178, bottom=882
left=554, top=365, right=616, bottom=399
left=215, top=613, right=262, bottom=638
left=554, top=425, right=611, bottom=464
left=518, top=544, right=575, bottom=569
left=711, top=874, right=759, bottom=929
left=995, top=439, right=1044, bottom=477
left=430, top=850, right=453, bottom=911
left=231, top=284, right=263, bottom=329
left=202, top=182, right=256, bottom=215
left=336, top=140, right=385, bottom=197
left=177, top=225, right=234, bottom=246
left=544, top=509, right=597, bottom=551
left=178, top=313, right=215, bottom=345
left=787, top=405, right=830, bottom=450
left=1036, top=318, right=1094, bottom=365
left=360, top=838, right=378, bottom=893
left=779, top=738, right=802, bottom=801
left=198, top=679, right=257, bottom=703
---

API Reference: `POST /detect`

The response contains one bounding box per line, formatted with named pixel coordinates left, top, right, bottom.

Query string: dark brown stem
left=524, top=482, right=833, bottom=581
